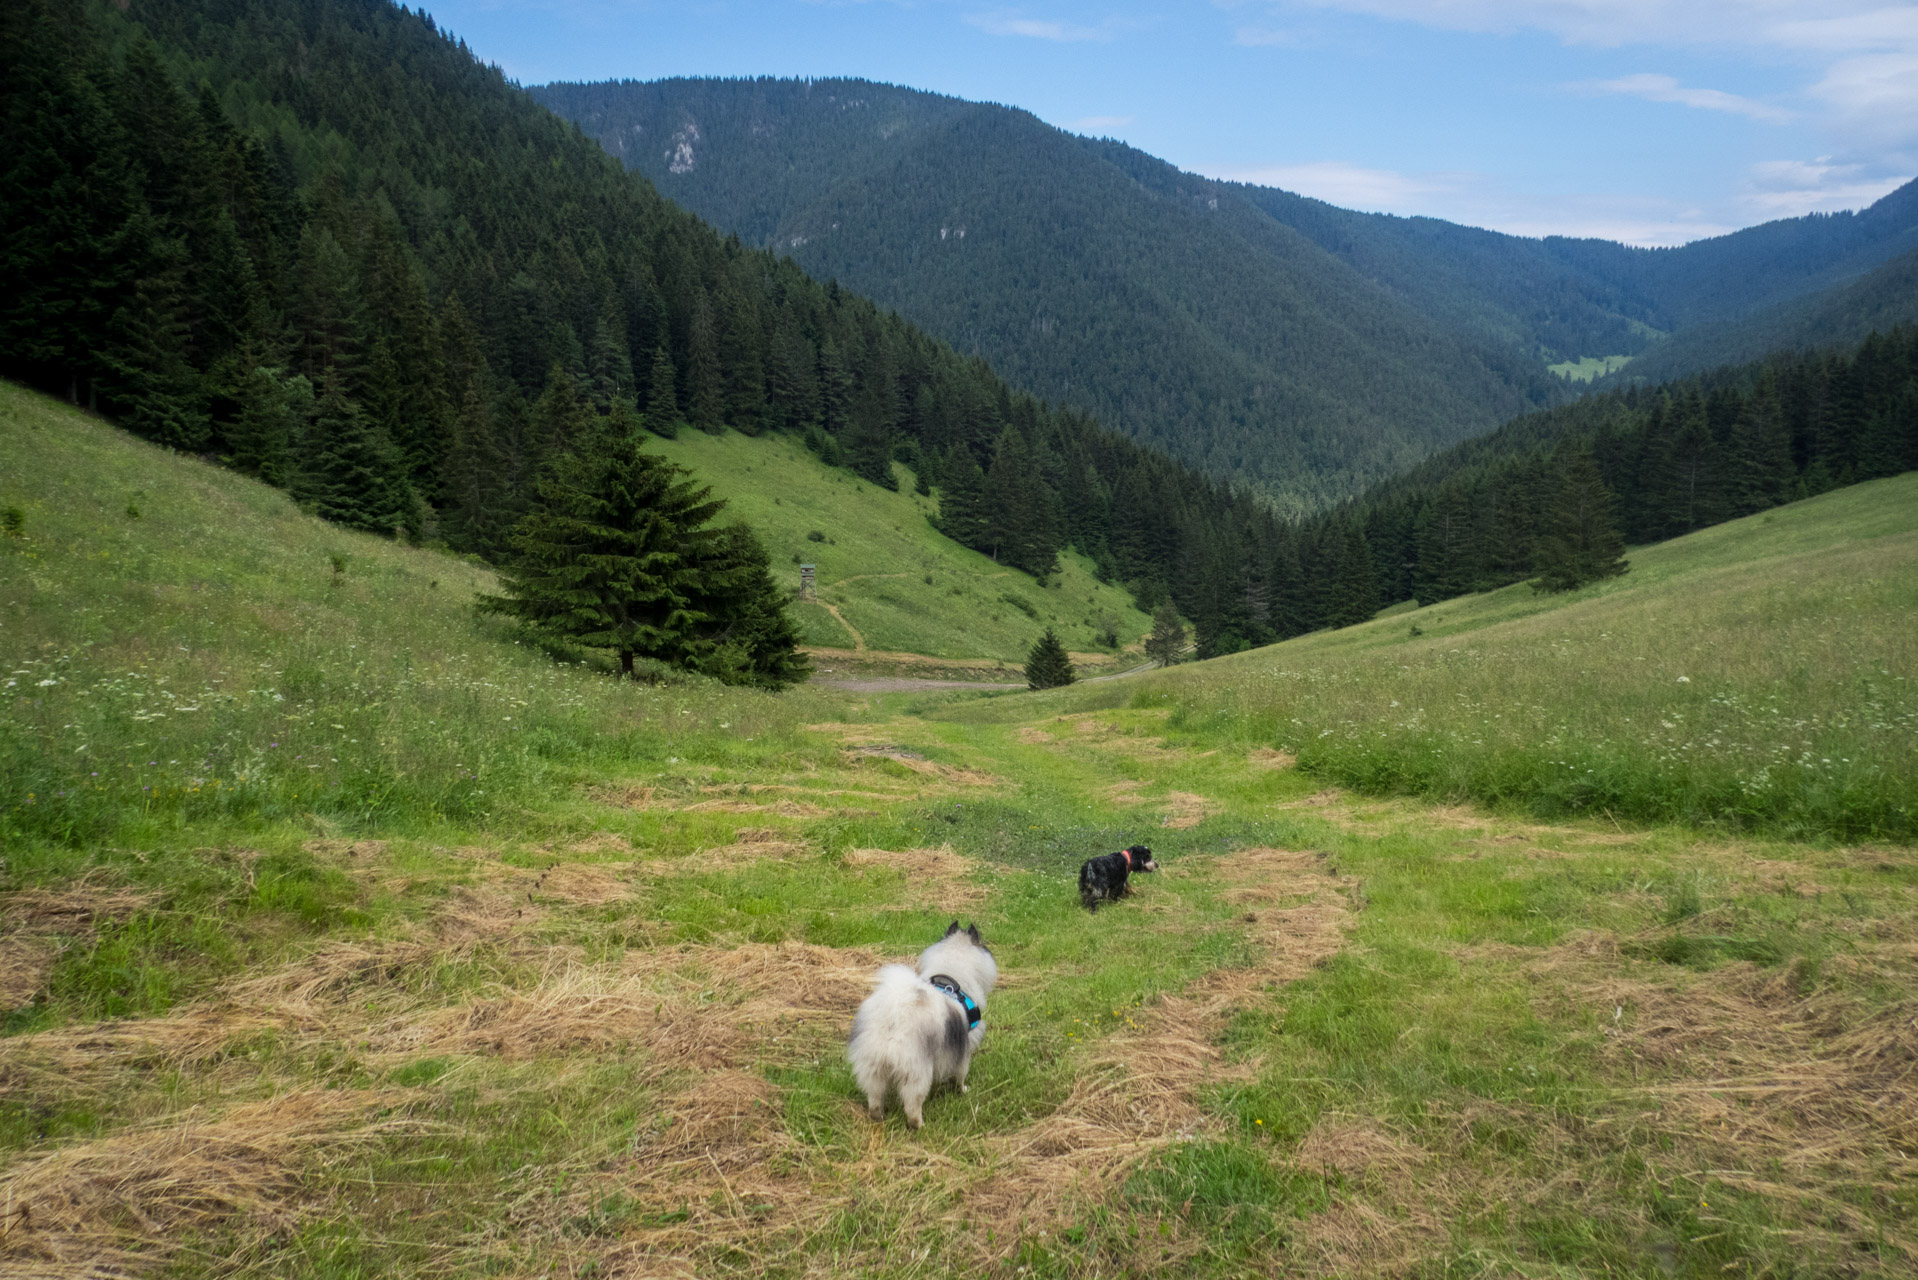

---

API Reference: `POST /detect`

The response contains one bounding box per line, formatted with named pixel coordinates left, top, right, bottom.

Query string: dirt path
left=817, top=600, right=865, bottom=651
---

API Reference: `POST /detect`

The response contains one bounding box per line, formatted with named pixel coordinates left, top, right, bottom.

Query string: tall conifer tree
left=1533, top=449, right=1629, bottom=593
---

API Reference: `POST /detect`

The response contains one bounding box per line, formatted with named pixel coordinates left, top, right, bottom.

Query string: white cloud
left=965, top=11, right=1127, bottom=42
left=1581, top=72, right=1793, bottom=121
left=1281, top=2, right=1901, bottom=50
left=1273, top=1, right=1918, bottom=150
left=1215, top=159, right=1744, bottom=244
left=1742, top=156, right=1913, bottom=215
left=1765, top=7, right=1918, bottom=54
left=1218, top=160, right=1452, bottom=208
left=1809, top=52, right=1918, bottom=138
left=1066, top=114, right=1135, bottom=132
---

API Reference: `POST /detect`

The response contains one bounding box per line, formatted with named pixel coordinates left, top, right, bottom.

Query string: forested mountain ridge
left=2, top=0, right=1295, bottom=644
left=1302, top=327, right=1918, bottom=616
left=533, top=76, right=1565, bottom=511
left=535, top=76, right=1918, bottom=508
left=1593, top=246, right=1918, bottom=388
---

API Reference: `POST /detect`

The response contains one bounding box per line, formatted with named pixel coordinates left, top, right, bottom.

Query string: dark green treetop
left=483, top=414, right=804, bottom=686
left=1024, top=626, right=1075, bottom=690
left=1532, top=448, right=1629, bottom=593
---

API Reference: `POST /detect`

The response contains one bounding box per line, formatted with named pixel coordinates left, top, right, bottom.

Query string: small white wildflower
left=1676, top=676, right=1690, bottom=683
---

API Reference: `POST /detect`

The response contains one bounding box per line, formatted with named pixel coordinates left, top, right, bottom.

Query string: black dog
left=1078, top=844, right=1157, bottom=911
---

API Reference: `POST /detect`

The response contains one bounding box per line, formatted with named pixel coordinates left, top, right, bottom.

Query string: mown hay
left=0, top=882, right=156, bottom=930
left=379, top=967, right=744, bottom=1068
left=842, top=845, right=985, bottom=911
left=435, top=882, right=543, bottom=942
left=0, top=937, right=58, bottom=1011
left=845, top=746, right=997, bottom=787
left=1159, top=791, right=1215, bottom=830
left=0, top=1089, right=426, bottom=1273
left=0, top=1007, right=303, bottom=1087
left=302, top=838, right=389, bottom=860
left=970, top=848, right=1355, bottom=1228
left=568, top=833, right=634, bottom=856
left=533, top=861, right=635, bottom=906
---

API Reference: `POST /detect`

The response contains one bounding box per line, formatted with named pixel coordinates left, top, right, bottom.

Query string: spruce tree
left=297, top=368, right=412, bottom=535
left=934, top=451, right=991, bottom=550
left=530, top=363, right=593, bottom=458
left=687, top=295, right=724, bottom=432
left=1024, top=627, right=1075, bottom=690
left=587, top=303, right=633, bottom=411
left=716, top=286, right=767, bottom=434
left=1725, top=378, right=1794, bottom=515
left=482, top=416, right=804, bottom=683
left=1532, top=449, right=1629, bottom=593
left=228, top=361, right=309, bottom=486
left=440, top=378, right=511, bottom=558
left=1855, top=382, right=1917, bottom=480
left=1412, top=485, right=1477, bottom=604
left=1323, top=526, right=1378, bottom=628
left=1144, top=601, right=1186, bottom=666
left=677, top=523, right=811, bottom=689
left=645, top=343, right=680, bottom=437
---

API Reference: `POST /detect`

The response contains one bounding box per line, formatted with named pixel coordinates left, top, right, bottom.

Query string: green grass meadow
left=1058, top=473, right=1917, bottom=841
left=2, top=382, right=1915, bottom=1279
left=645, top=428, right=1150, bottom=659
left=1547, top=354, right=1635, bottom=382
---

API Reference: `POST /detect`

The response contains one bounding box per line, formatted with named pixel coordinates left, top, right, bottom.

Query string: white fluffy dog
left=847, top=921, right=998, bottom=1129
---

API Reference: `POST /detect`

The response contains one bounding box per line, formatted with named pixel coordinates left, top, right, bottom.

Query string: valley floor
left=4, top=689, right=1912, bottom=1279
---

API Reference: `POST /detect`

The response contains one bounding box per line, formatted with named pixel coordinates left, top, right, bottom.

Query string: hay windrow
left=302, top=837, right=389, bottom=861
left=532, top=861, right=636, bottom=905
left=0, top=937, right=59, bottom=1011
left=0, top=1089, right=429, bottom=1272
left=967, top=848, right=1355, bottom=1229
left=842, top=845, right=986, bottom=911
left=845, top=746, right=998, bottom=787
left=1159, top=791, right=1215, bottom=829
left=1, top=882, right=157, bottom=930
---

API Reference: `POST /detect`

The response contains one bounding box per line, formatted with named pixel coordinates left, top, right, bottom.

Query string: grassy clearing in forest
left=645, top=427, right=1149, bottom=660
left=1030, top=474, right=1916, bottom=841
left=3, top=385, right=1915, bottom=1279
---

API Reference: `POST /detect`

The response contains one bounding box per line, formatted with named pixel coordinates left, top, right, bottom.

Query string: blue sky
left=426, top=1, right=1918, bottom=246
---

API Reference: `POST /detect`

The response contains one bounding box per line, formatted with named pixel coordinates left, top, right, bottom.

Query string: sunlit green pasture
left=2, top=383, right=1914, bottom=1280
left=646, top=427, right=1149, bottom=659
left=1034, top=474, right=1917, bottom=840
left=1548, top=353, right=1635, bottom=382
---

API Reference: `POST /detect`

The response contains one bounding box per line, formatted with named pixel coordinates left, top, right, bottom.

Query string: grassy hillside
left=5, top=375, right=1915, bottom=1279
left=0, top=380, right=834, bottom=855
left=644, top=429, right=1150, bottom=662
left=1012, top=474, right=1918, bottom=840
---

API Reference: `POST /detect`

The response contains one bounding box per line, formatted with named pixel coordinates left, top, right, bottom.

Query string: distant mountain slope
left=1600, top=247, right=1918, bottom=385
left=533, top=77, right=1562, bottom=510
left=533, top=77, right=1918, bottom=507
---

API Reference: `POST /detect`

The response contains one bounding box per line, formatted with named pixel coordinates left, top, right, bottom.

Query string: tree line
left=1286, top=327, right=1918, bottom=622
left=0, top=0, right=1301, bottom=678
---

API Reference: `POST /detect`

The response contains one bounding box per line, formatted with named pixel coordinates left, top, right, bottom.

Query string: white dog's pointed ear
left=966, top=923, right=982, bottom=944
left=945, top=920, right=961, bottom=937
